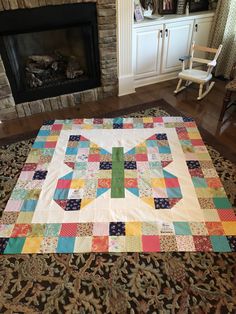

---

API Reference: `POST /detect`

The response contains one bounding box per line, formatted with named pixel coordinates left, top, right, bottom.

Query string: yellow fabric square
left=80, top=198, right=93, bottom=209
left=142, top=197, right=155, bottom=208
left=47, top=136, right=58, bottom=141
left=188, top=132, right=201, bottom=139
left=125, top=236, right=142, bottom=251
left=71, top=179, right=85, bottom=189
left=83, top=124, right=92, bottom=129
left=126, top=222, right=142, bottom=236
left=143, top=117, right=153, bottom=123
left=16, top=212, right=34, bottom=223
left=222, top=222, right=236, bottom=235
left=151, top=178, right=165, bottom=188
left=22, top=237, right=43, bottom=253
left=195, top=188, right=212, bottom=198
left=197, top=153, right=211, bottom=161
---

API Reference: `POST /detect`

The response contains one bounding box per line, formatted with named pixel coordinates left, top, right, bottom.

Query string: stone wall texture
left=0, top=0, right=117, bottom=120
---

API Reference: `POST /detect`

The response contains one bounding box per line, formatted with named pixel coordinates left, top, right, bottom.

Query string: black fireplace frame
left=0, top=3, right=101, bottom=104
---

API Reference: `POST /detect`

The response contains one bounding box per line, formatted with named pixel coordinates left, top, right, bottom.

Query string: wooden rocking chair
left=174, top=42, right=223, bottom=100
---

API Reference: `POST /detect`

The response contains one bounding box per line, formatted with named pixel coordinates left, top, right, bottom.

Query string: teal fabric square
left=32, top=141, right=45, bottom=149
left=146, top=140, right=157, bottom=147
left=163, top=170, right=175, bottom=178
left=78, top=141, right=89, bottom=148
left=100, top=148, right=110, bottom=155
left=210, top=236, right=231, bottom=252
left=42, top=148, right=54, bottom=156
left=66, top=147, right=78, bottom=155
left=113, top=117, right=123, bottom=124
left=167, top=188, right=182, bottom=198
left=54, top=189, right=69, bottom=200
left=174, top=222, right=192, bottom=235
left=149, top=161, right=161, bottom=169
left=192, top=177, right=208, bottom=188
left=75, top=162, right=87, bottom=170
left=213, top=198, right=232, bottom=209
left=57, top=237, right=75, bottom=253
left=22, top=200, right=37, bottom=212
left=4, top=237, right=25, bottom=254
left=38, top=130, right=51, bottom=136
left=159, top=146, right=171, bottom=154
left=126, top=148, right=135, bottom=155
left=44, top=224, right=61, bottom=236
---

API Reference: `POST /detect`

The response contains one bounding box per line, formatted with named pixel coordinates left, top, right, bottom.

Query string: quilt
left=0, top=117, right=235, bottom=254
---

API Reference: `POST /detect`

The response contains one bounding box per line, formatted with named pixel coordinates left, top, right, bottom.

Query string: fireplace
left=0, top=3, right=100, bottom=104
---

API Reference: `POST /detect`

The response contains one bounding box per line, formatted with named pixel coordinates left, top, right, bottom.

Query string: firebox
left=0, top=3, right=100, bottom=104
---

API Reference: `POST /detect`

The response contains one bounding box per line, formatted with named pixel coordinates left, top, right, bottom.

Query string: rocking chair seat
left=179, top=69, right=212, bottom=83
left=174, top=42, right=223, bottom=100
left=225, top=79, right=236, bottom=91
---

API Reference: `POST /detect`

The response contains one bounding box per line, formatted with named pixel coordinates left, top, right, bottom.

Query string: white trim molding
left=117, top=0, right=135, bottom=96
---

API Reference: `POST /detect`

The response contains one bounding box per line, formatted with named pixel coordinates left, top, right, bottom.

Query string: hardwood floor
left=0, top=78, right=236, bottom=156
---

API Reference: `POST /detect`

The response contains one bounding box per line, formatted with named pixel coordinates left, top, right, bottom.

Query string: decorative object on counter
left=176, top=0, right=186, bottom=14
left=189, top=0, right=209, bottom=12
left=134, top=0, right=145, bottom=22
left=140, top=0, right=157, bottom=15
left=158, top=0, right=177, bottom=14
left=185, top=0, right=189, bottom=15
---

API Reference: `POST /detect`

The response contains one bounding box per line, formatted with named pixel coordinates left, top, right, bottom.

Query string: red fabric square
left=93, top=118, right=103, bottom=124
left=52, top=124, right=63, bottom=131
left=185, top=122, right=196, bottom=128
left=205, top=222, right=225, bottom=235
left=88, top=154, right=100, bottom=162
left=60, top=223, right=78, bottom=236
left=144, top=123, right=154, bottom=128
left=206, top=178, right=222, bottom=188
left=98, top=179, right=111, bottom=188
left=124, top=178, right=138, bottom=188
left=142, top=236, right=160, bottom=252
left=11, top=224, right=31, bottom=237
left=56, top=179, right=71, bottom=189
left=22, top=163, right=37, bottom=171
left=136, top=154, right=148, bottom=161
left=153, top=117, right=163, bottom=123
left=191, top=139, right=204, bottom=146
left=80, top=135, right=88, bottom=141
left=193, top=236, right=212, bottom=251
left=148, top=134, right=157, bottom=140
left=92, top=236, right=109, bottom=252
left=178, top=133, right=189, bottom=140
left=218, top=210, right=236, bottom=221
left=123, top=123, right=133, bottom=129
left=165, top=178, right=179, bottom=188
left=45, top=141, right=57, bottom=148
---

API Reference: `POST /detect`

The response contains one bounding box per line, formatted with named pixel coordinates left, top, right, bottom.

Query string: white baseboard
left=118, top=75, right=136, bottom=96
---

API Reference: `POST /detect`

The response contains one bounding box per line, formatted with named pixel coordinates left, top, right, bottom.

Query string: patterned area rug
left=0, top=103, right=236, bottom=312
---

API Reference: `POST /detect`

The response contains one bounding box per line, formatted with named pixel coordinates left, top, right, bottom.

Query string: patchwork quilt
left=0, top=117, right=235, bottom=253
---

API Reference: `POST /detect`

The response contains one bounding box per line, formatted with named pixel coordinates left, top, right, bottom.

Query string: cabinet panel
left=161, top=20, right=193, bottom=74
left=133, top=25, right=162, bottom=78
left=193, top=17, right=213, bottom=58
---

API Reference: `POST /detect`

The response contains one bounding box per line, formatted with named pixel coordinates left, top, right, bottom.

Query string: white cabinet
left=192, top=16, right=213, bottom=58
left=133, top=25, right=163, bottom=79
left=132, top=12, right=214, bottom=88
left=161, top=20, right=193, bottom=73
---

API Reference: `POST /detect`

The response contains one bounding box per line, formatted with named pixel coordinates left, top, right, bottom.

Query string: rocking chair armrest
left=207, top=60, right=217, bottom=67
left=179, top=55, right=191, bottom=62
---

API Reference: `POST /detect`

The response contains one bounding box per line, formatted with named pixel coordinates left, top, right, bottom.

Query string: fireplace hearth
left=0, top=4, right=100, bottom=104
left=0, top=0, right=117, bottom=120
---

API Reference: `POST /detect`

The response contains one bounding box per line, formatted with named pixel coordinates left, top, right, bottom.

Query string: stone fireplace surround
left=0, top=0, right=117, bottom=120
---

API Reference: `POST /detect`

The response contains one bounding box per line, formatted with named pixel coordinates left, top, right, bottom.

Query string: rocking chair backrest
left=189, top=41, right=223, bottom=73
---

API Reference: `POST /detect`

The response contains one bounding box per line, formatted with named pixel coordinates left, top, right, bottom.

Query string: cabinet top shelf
left=133, top=10, right=215, bottom=28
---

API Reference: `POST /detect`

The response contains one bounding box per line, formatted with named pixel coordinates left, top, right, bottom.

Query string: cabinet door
left=161, top=20, right=194, bottom=74
left=192, top=17, right=213, bottom=58
left=133, top=25, right=163, bottom=79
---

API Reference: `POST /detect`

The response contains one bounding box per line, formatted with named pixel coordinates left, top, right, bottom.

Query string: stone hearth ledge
left=0, top=0, right=117, bottom=120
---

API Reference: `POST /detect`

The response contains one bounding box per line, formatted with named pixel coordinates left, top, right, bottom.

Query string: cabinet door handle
left=160, top=30, right=163, bottom=38
left=195, top=24, right=198, bottom=32
left=165, top=29, right=168, bottom=37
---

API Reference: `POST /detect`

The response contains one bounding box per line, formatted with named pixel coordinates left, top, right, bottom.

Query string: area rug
left=0, top=100, right=236, bottom=312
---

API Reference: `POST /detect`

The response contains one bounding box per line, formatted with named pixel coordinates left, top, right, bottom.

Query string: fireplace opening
left=0, top=3, right=100, bottom=104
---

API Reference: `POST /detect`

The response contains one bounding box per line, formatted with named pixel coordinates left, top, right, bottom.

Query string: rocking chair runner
left=174, top=42, right=223, bottom=100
